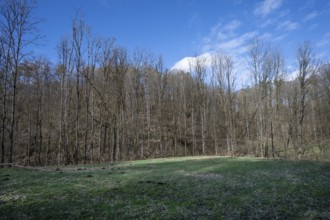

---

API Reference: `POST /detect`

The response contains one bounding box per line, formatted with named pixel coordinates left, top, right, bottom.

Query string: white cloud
left=304, top=11, right=318, bottom=21
left=201, top=20, right=240, bottom=53
left=316, top=32, right=330, bottom=47
left=171, top=51, right=251, bottom=88
left=254, top=0, right=283, bottom=17
left=277, top=20, right=300, bottom=31
left=308, top=23, right=318, bottom=30
left=218, top=39, right=242, bottom=50
left=285, top=69, right=299, bottom=81
left=206, top=20, right=240, bottom=42
left=259, top=32, right=272, bottom=41
left=278, top=9, right=290, bottom=18
left=273, top=34, right=287, bottom=41
left=172, top=29, right=257, bottom=88
left=218, top=32, right=258, bottom=51
left=187, top=14, right=200, bottom=28
left=299, top=0, right=315, bottom=11
left=97, top=0, right=110, bottom=8
left=171, top=53, right=212, bottom=72
left=171, top=57, right=194, bottom=72
left=201, top=20, right=253, bottom=53
left=260, top=19, right=274, bottom=28
left=223, top=20, right=241, bottom=32
left=172, top=16, right=261, bottom=88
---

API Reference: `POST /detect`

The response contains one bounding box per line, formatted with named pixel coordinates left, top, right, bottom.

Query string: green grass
left=1, top=156, right=329, bottom=219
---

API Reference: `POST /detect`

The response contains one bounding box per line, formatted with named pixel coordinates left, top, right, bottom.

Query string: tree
left=318, top=62, right=330, bottom=157
left=271, top=49, right=285, bottom=157
left=223, top=55, right=236, bottom=156
left=131, top=49, right=151, bottom=159
left=212, top=52, right=236, bottom=156
left=0, top=30, right=8, bottom=166
left=57, top=36, right=73, bottom=164
left=20, top=57, right=52, bottom=165
left=248, top=38, right=264, bottom=157
left=155, top=56, right=167, bottom=156
left=0, top=0, right=42, bottom=164
left=83, top=28, right=99, bottom=163
left=248, top=39, right=279, bottom=157
left=189, top=56, right=208, bottom=155
left=110, top=46, right=128, bottom=161
left=97, top=37, right=115, bottom=161
left=71, top=12, right=85, bottom=164
left=296, top=41, right=317, bottom=159
left=1, top=1, right=329, bottom=164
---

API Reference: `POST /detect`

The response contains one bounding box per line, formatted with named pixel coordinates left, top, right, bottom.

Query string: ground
left=1, top=156, right=330, bottom=219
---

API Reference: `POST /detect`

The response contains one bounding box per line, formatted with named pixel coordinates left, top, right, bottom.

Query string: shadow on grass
left=1, top=157, right=329, bottom=219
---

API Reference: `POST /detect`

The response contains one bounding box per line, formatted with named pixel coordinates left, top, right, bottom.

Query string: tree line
left=1, top=0, right=329, bottom=166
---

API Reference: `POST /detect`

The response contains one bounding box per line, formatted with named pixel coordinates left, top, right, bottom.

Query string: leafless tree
left=0, top=0, right=42, bottom=164
left=57, top=36, right=73, bottom=164
left=296, top=41, right=317, bottom=159
left=212, top=52, right=236, bottom=156
left=190, top=56, right=208, bottom=155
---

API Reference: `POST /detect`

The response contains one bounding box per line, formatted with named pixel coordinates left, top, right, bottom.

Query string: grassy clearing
left=0, top=156, right=329, bottom=219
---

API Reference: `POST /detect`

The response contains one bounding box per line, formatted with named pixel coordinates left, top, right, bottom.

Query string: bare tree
left=318, top=62, right=330, bottom=157
left=71, top=12, right=86, bottom=164
left=248, top=38, right=275, bottom=157
left=0, top=0, right=42, bottom=164
left=21, top=57, right=52, bottom=165
left=177, top=71, right=189, bottom=155
left=131, top=49, right=150, bottom=159
left=296, top=41, right=317, bottom=159
left=0, top=32, right=8, bottom=166
left=57, top=36, right=74, bottom=164
left=110, top=46, right=128, bottom=161
left=155, top=56, right=167, bottom=156
left=191, top=55, right=208, bottom=155
left=97, top=37, right=115, bottom=161
left=2, top=1, right=330, bottom=164
left=84, top=28, right=99, bottom=163
left=212, top=52, right=236, bottom=156
left=223, top=55, right=236, bottom=156
left=271, top=49, right=285, bottom=157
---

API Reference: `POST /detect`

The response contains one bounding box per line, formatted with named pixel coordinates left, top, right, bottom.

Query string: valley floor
left=1, top=156, right=329, bottom=219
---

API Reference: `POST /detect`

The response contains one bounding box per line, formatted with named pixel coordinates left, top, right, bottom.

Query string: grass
left=0, top=156, right=329, bottom=219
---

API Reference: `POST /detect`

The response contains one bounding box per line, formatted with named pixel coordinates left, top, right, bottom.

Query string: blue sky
left=34, top=0, right=330, bottom=85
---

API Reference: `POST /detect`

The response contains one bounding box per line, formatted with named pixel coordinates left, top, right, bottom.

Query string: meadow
left=1, top=157, right=329, bottom=219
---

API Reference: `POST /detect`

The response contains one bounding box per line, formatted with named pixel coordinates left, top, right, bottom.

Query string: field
left=1, top=157, right=329, bottom=219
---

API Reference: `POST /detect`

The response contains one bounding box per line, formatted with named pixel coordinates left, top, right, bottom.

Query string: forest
left=1, top=0, right=330, bottom=166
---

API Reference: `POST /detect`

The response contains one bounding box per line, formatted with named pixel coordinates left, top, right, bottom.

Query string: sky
left=34, top=0, right=330, bottom=87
